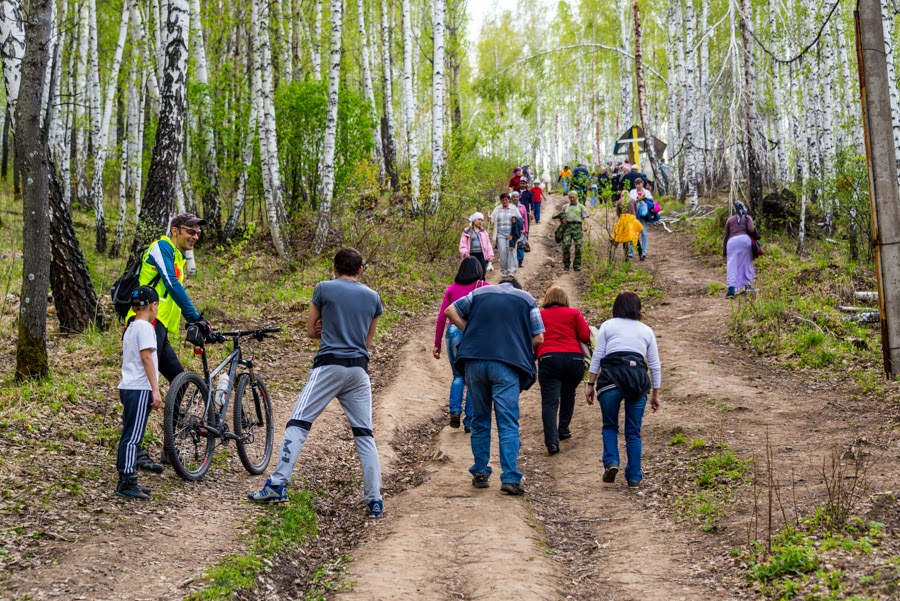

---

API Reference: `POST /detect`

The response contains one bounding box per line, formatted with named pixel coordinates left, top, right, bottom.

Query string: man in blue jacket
left=445, top=278, right=544, bottom=495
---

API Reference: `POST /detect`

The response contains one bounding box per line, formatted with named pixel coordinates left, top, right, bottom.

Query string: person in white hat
left=459, top=211, right=493, bottom=278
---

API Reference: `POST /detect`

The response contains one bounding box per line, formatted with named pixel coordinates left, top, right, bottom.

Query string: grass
left=675, top=445, right=753, bottom=532
left=185, top=489, right=319, bottom=600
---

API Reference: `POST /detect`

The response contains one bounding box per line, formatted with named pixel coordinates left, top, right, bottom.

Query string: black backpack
left=111, top=257, right=160, bottom=320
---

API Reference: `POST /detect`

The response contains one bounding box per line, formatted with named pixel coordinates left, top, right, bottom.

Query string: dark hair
left=455, top=256, right=484, bottom=285
left=499, top=192, right=509, bottom=200
left=333, top=248, right=363, bottom=276
left=612, top=291, right=642, bottom=320
left=499, top=276, right=522, bottom=289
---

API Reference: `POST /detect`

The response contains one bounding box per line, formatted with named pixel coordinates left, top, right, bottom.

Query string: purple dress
left=724, top=215, right=756, bottom=290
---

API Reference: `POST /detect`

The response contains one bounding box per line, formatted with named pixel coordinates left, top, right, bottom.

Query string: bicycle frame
left=197, top=340, right=242, bottom=426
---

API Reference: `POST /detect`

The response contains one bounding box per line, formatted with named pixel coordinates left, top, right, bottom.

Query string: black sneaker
left=547, top=444, right=560, bottom=455
left=464, top=425, right=471, bottom=433
left=136, top=449, right=163, bottom=474
left=627, top=480, right=641, bottom=489
left=559, top=431, right=572, bottom=440
left=115, top=476, right=150, bottom=500
left=602, top=464, right=619, bottom=483
left=472, top=474, right=490, bottom=489
left=573, top=267, right=581, bottom=272
left=449, top=412, right=461, bottom=428
left=500, top=482, right=525, bottom=496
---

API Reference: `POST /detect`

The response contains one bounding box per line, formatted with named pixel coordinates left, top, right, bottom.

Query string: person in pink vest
left=459, top=212, right=494, bottom=279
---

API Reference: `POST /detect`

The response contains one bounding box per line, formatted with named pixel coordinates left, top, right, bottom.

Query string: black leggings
left=537, top=353, right=585, bottom=447
left=154, top=320, right=185, bottom=383
left=470, top=251, right=488, bottom=280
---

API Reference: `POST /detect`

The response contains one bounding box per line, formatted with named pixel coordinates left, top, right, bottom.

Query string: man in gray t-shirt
left=312, top=277, right=382, bottom=358
left=249, top=249, right=385, bottom=517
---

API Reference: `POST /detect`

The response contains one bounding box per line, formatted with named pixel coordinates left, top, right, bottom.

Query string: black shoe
left=449, top=412, right=461, bottom=428
left=559, top=431, right=572, bottom=440
left=602, top=464, right=619, bottom=483
left=639, top=254, right=646, bottom=261
left=464, top=425, right=471, bottom=433
left=547, top=444, right=560, bottom=455
left=573, top=267, right=581, bottom=272
left=472, top=474, right=490, bottom=489
left=518, top=261, right=524, bottom=268
left=115, top=475, right=150, bottom=500
left=500, top=482, right=525, bottom=496
left=563, top=266, right=570, bottom=272
left=627, top=480, right=641, bottom=489
left=136, top=449, right=163, bottom=474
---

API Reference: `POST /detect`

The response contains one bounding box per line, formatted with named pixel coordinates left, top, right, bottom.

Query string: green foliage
left=669, top=432, right=687, bottom=445
left=275, top=80, right=376, bottom=212
left=186, top=490, right=318, bottom=600
left=674, top=444, right=752, bottom=532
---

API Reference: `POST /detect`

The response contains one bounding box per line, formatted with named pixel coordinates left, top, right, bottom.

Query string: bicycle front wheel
left=233, top=373, right=274, bottom=475
left=164, top=371, right=215, bottom=481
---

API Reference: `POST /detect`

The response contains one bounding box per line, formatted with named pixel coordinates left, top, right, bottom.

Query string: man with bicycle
left=249, top=248, right=385, bottom=518
left=128, top=212, right=212, bottom=472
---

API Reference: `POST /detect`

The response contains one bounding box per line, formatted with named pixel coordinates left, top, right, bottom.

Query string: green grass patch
left=669, top=432, right=687, bottom=445
left=675, top=445, right=752, bottom=532
left=186, top=489, right=319, bottom=600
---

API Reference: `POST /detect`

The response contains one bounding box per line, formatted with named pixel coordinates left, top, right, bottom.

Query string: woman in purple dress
left=722, top=201, right=757, bottom=298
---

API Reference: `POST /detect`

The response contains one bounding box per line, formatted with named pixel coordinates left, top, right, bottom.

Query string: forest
left=1, top=0, right=899, bottom=599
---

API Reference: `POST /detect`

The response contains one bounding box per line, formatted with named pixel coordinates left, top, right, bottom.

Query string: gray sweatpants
left=270, top=364, right=382, bottom=502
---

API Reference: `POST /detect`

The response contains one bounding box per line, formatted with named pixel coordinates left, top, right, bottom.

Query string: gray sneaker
left=248, top=478, right=287, bottom=503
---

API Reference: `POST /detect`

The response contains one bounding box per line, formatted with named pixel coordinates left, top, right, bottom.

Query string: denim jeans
left=533, top=202, right=541, bottom=222
left=445, top=325, right=473, bottom=426
left=598, top=387, right=648, bottom=483
left=562, top=178, right=570, bottom=195
left=464, top=359, right=522, bottom=484
left=537, top=353, right=584, bottom=448
left=516, top=246, right=525, bottom=263
left=638, top=220, right=648, bottom=256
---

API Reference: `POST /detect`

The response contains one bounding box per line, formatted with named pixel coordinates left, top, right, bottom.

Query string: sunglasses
left=180, top=227, right=202, bottom=237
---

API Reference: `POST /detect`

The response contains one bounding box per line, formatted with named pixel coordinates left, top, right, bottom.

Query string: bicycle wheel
left=233, top=373, right=274, bottom=475
left=164, top=371, right=215, bottom=481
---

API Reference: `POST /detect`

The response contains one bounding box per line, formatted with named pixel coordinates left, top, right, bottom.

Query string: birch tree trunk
left=252, top=0, right=290, bottom=259
left=0, top=0, right=24, bottom=133
left=684, top=0, right=699, bottom=207
left=14, top=0, right=51, bottom=379
left=740, top=0, right=762, bottom=218
left=89, top=0, right=129, bottom=253
left=617, top=0, right=632, bottom=126
left=881, top=0, right=900, bottom=185
left=130, top=0, right=191, bottom=259
left=189, top=0, right=221, bottom=236
left=38, top=0, right=53, bottom=126
left=315, top=0, right=344, bottom=249
left=356, top=0, right=383, bottom=175
left=224, top=102, right=256, bottom=239
left=429, top=0, right=445, bottom=212
left=311, top=0, right=323, bottom=78
left=401, top=0, right=419, bottom=211
left=380, top=0, right=398, bottom=190
left=666, top=0, right=681, bottom=199
left=73, top=0, right=89, bottom=206
left=632, top=0, right=665, bottom=194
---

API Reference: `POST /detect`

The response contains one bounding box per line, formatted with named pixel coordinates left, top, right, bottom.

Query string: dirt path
left=335, top=197, right=712, bottom=600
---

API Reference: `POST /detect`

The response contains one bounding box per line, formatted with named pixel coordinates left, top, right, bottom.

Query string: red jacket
left=536, top=306, right=591, bottom=358
left=509, top=175, right=521, bottom=189
left=531, top=186, right=543, bottom=204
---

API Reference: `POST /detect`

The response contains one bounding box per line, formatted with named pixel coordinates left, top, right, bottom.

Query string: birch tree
left=380, top=0, right=399, bottom=189
left=429, top=0, right=445, bottom=211
left=617, top=0, right=632, bottom=126
left=401, top=0, right=419, bottom=210
left=356, top=0, right=383, bottom=173
left=316, top=0, right=345, bottom=249
left=740, top=0, right=762, bottom=218
left=252, top=0, right=290, bottom=259
left=130, top=0, right=191, bottom=258
left=632, top=0, right=665, bottom=194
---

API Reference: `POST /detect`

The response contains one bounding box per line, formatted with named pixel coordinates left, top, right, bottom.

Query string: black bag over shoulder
left=111, top=258, right=160, bottom=320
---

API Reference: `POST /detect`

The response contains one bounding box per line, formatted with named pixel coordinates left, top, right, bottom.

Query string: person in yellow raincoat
left=612, top=191, right=644, bottom=260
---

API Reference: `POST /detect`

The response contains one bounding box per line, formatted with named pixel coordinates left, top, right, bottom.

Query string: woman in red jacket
left=536, top=286, right=592, bottom=454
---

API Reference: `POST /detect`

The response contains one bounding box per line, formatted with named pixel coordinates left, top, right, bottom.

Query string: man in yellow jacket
left=127, top=212, right=211, bottom=471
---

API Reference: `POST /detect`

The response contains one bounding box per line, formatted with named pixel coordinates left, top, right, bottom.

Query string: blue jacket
left=451, top=284, right=544, bottom=390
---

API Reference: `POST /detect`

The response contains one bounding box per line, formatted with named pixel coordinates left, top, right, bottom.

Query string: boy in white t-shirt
left=116, top=286, right=163, bottom=500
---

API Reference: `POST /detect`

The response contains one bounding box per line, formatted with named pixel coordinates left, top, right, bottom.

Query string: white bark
left=189, top=0, right=220, bottom=221
left=617, top=0, right=632, bottom=126
left=48, top=0, right=68, bottom=174
left=316, top=0, right=344, bottom=248
left=0, top=0, right=25, bottom=131
left=225, top=102, right=257, bottom=238
left=684, top=0, right=698, bottom=207
left=833, top=1, right=853, bottom=148
left=311, top=0, right=323, bottom=78
left=401, top=0, right=419, bottom=210
left=133, top=71, right=147, bottom=218
left=74, top=0, right=90, bottom=204
left=767, top=0, right=787, bottom=183
left=881, top=0, right=900, bottom=185
left=429, top=0, right=444, bottom=211
left=252, top=0, right=289, bottom=259
left=39, top=0, right=55, bottom=126
left=357, top=0, right=383, bottom=169
left=380, top=0, right=397, bottom=184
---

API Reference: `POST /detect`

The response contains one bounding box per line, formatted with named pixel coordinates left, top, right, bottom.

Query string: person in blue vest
left=445, top=278, right=545, bottom=495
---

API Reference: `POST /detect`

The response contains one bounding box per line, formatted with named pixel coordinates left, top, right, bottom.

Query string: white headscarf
left=469, top=212, right=484, bottom=223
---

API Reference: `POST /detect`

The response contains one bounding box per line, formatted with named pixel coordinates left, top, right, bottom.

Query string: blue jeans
left=464, top=360, right=522, bottom=484
left=562, top=178, right=570, bottom=195
left=445, top=325, right=473, bottom=426
left=638, top=220, right=648, bottom=256
left=516, top=246, right=525, bottom=263
left=534, top=202, right=541, bottom=222
left=589, top=188, right=598, bottom=207
left=598, top=387, right=648, bottom=483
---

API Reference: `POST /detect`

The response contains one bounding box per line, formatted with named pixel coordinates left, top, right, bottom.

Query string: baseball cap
left=131, top=285, right=159, bottom=307
left=171, top=212, right=207, bottom=228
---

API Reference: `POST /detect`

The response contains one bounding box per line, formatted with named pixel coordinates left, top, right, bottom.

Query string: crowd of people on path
left=112, top=163, right=758, bottom=519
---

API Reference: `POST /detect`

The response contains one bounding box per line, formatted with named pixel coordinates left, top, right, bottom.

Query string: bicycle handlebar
left=207, top=327, right=282, bottom=344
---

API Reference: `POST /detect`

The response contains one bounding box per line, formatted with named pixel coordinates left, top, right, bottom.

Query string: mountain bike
left=163, top=326, right=281, bottom=481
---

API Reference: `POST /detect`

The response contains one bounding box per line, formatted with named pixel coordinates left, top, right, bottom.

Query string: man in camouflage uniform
left=558, top=191, right=590, bottom=271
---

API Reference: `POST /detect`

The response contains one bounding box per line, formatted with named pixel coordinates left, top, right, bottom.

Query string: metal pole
left=855, top=1, right=900, bottom=377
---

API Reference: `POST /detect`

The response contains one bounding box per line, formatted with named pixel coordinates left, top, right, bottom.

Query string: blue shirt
left=452, top=283, right=544, bottom=390
left=312, top=278, right=383, bottom=359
